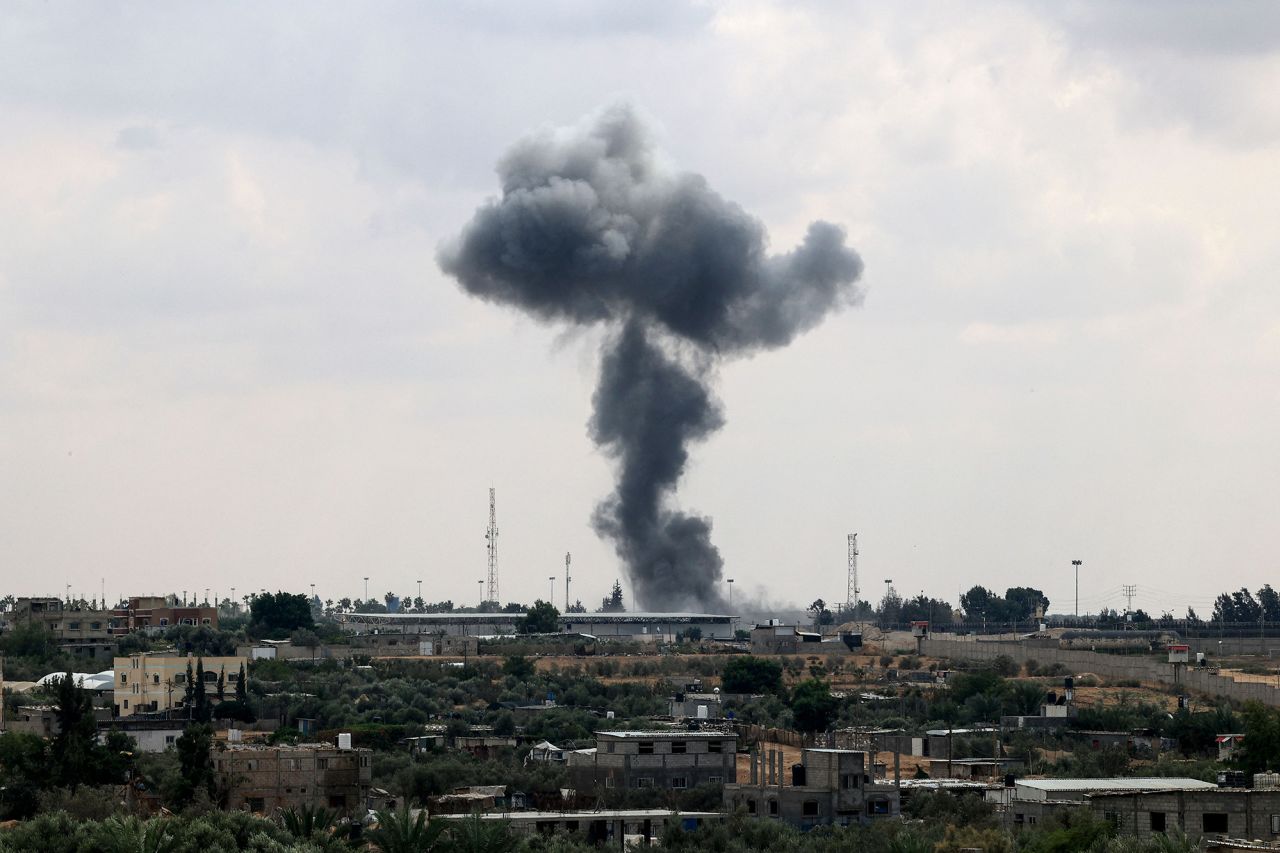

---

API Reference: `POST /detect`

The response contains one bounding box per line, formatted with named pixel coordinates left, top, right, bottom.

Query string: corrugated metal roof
left=1017, top=778, right=1213, bottom=792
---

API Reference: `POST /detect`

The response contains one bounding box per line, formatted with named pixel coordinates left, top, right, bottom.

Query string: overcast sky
left=2, top=1, right=1278, bottom=617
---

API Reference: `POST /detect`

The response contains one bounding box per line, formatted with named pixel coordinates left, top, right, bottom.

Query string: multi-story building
left=724, top=748, right=900, bottom=829
left=215, top=742, right=372, bottom=814
left=567, top=730, right=737, bottom=792
left=113, top=652, right=248, bottom=717
left=113, top=596, right=218, bottom=633
left=9, top=598, right=120, bottom=661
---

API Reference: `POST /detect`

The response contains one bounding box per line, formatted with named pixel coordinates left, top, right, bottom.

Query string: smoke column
left=439, top=105, right=864, bottom=611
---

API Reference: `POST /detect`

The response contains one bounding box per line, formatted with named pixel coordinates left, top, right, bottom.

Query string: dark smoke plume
left=440, top=105, right=864, bottom=611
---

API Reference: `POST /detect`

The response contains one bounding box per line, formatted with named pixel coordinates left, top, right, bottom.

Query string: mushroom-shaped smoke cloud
left=440, top=105, right=864, bottom=611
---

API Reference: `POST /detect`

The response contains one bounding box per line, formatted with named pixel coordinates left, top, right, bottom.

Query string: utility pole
left=485, top=488, right=499, bottom=605
left=1071, top=560, right=1083, bottom=618
left=548, top=576, right=555, bottom=603
left=1122, top=584, right=1137, bottom=626
left=564, top=553, right=572, bottom=611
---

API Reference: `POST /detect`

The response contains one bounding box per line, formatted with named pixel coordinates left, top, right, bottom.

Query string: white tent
left=35, top=670, right=115, bottom=691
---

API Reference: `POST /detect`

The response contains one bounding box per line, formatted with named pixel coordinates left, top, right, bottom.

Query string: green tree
left=249, top=591, right=316, bottom=639
left=173, top=724, right=216, bottom=809
left=368, top=804, right=448, bottom=853
left=721, top=656, right=784, bottom=695
left=1234, top=701, right=1280, bottom=774
left=790, top=679, right=838, bottom=733
left=1004, top=586, right=1049, bottom=620
left=235, top=662, right=248, bottom=703
left=192, top=658, right=212, bottom=723
left=216, top=666, right=226, bottom=702
left=50, top=672, right=106, bottom=789
left=0, top=732, right=49, bottom=819
left=599, top=580, right=625, bottom=613
left=520, top=600, right=560, bottom=634
left=446, top=812, right=516, bottom=853
left=503, top=655, right=535, bottom=680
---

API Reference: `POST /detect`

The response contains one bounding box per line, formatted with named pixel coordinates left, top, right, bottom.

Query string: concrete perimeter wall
left=921, top=636, right=1280, bottom=707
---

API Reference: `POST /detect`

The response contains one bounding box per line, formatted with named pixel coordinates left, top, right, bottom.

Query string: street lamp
left=727, top=578, right=735, bottom=609
left=363, top=577, right=369, bottom=604
left=478, top=580, right=485, bottom=606
left=549, top=576, right=556, bottom=602
left=231, top=587, right=236, bottom=614
left=883, top=579, right=893, bottom=630
left=417, top=579, right=422, bottom=608
left=1072, top=560, right=1083, bottom=618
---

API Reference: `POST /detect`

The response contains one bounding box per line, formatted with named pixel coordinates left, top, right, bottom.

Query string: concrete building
left=339, top=611, right=736, bottom=640
left=750, top=622, right=822, bottom=655
left=216, top=742, right=372, bottom=815
left=669, top=692, right=723, bottom=720
left=8, top=704, right=113, bottom=738
left=9, top=598, right=119, bottom=661
left=113, top=653, right=248, bottom=717
left=113, top=596, right=218, bottom=634
left=724, top=748, right=900, bottom=828
left=567, top=730, right=737, bottom=792
left=438, top=809, right=723, bottom=845
left=96, top=717, right=187, bottom=752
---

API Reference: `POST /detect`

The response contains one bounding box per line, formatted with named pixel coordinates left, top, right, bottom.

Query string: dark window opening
left=1203, top=813, right=1229, bottom=834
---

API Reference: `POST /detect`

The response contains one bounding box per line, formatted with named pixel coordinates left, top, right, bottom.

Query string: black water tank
left=1064, top=677, right=1074, bottom=691
left=1004, top=774, right=1016, bottom=788
left=792, top=764, right=806, bottom=786
left=1046, top=691, right=1057, bottom=704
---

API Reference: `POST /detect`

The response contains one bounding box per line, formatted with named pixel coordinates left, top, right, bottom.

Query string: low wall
left=921, top=636, right=1280, bottom=707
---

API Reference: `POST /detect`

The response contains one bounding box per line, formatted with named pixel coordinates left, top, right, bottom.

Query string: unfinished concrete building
left=567, top=730, right=737, bottom=792
left=724, top=748, right=900, bottom=829
left=215, top=742, right=372, bottom=815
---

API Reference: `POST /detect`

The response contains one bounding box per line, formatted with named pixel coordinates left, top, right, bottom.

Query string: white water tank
left=337, top=732, right=352, bottom=750
left=696, top=705, right=709, bottom=719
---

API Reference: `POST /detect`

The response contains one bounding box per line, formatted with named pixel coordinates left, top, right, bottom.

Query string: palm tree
left=368, top=805, right=448, bottom=853
left=446, top=813, right=517, bottom=853
left=282, top=804, right=338, bottom=838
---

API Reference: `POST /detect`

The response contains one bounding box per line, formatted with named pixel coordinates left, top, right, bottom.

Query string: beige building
left=216, top=743, right=372, bottom=814
left=113, top=653, right=248, bottom=717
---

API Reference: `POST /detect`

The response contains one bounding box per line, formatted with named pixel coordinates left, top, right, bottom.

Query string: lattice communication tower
left=485, top=488, right=499, bottom=604
left=847, top=533, right=859, bottom=614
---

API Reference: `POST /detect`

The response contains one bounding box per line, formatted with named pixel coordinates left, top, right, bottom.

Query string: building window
left=1271, top=814, right=1280, bottom=835
left=605, top=777, right=615, bottom=788
left=707, top=776, right=722, bottom=784
left=748, top=800, right=757, bottom=815
left=671, top=777, right=687, bottom=789
left=123, top=700, right=129, bottom=709
left=867, top=799, right=890, bottom=816
left=607, top=741, right=615, bottom=753
left=841, top=774, right=857, bottom=790
left=165, top=736, right=176, bottom=745
left=247, top=798, right=265, bottom=813
left=1203, top=814, right=1229, bottom=834
left=635, top=778, right=654, bottom=788
left=328, top=794, right=347, bottom=809
left=803, top=801, right=819, bottom=817
left=90, top=622, right=100, bottom=630
left=202, top=618, right=211, bottom=625
left=69, top=622, right=80, bottom=630
left=121, top=674, right=128, bottom=684
left=1150, top=812, right=1166, bottom=832
left=708, top=740, right=723, bottom=754
left=317, top=758, right=329, bottom=769
left=638, top=742, right=654, bottom=755
left=671, top=741, right=686, bottom=754
left=159, top=618, right=168, bottom=626
left=768, top=800, right=778, bottom=816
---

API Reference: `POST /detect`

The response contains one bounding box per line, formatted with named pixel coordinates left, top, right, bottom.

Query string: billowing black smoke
left=440, top=105, right=864, bottom=611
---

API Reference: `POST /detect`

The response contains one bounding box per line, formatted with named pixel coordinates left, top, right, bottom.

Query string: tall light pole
left=363, top=577, right=369, bottom=604
left=231, top=587, right=236, bottom=614
left=548, top=576, right=556, bottom=603
left=478, top=580, right=485, bottom=607
left=727, top=579, right=735, bottom=610
left=417, top=579, right=422, bottom=607
left=1072, top=560, right=1083, bottom=618
left=883, top=579, right=893, bottom=630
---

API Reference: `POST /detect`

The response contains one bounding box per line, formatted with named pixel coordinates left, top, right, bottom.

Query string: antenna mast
left=485, top=488, right=499, bottom=605
left=847, top=533, right=859, bottom=615
left=565, top=552, right=572, bottom=611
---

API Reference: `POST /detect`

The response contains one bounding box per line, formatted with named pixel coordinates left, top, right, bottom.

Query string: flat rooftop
left=1017, top=778, right=1214, bottom=792
left=343, top=612, right=733, bottom=621
left=438, top=809, right=723, bottom=821
left=596, top=730, right=735, bottom=739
